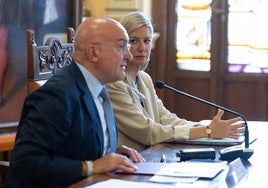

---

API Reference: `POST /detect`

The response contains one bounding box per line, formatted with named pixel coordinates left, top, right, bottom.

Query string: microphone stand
left=155, top=81, right=254, bottom=161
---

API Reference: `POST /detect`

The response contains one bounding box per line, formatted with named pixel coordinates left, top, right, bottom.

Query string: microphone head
left=155, top=81, right=165, bottom=89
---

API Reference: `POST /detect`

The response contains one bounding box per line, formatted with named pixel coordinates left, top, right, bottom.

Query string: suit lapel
left=138, top=76, right=156, bottom=120
left=69, top=62, right=104, bottom=152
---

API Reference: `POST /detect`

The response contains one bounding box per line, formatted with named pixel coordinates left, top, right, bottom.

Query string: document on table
left=116, top=161, right=227, bottom=179
left=115, top=162, right=169, bottom=175
left=155, top=161, right=227, bottom=179
left=149, top=175, right=198, bottom=184
left=85, top=179, right=175, bottom=188
left=174, top=136, right=244, bottom=146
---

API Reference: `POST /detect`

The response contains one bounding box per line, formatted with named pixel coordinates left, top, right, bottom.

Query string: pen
left=160, top=154, right=166, bottom=163
left=249, top=138, right=257, bottom=145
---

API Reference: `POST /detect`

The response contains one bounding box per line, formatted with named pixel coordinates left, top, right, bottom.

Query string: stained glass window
left=228, top=0, right=268, bottom=73
left=176, top=0, right=268, bottom=73
left=176, top=0, right=212, bottom=71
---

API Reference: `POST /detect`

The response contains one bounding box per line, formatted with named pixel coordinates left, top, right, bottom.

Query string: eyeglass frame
left=92, top=42, right=131, bottom=54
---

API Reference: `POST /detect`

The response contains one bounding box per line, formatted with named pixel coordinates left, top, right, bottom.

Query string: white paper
left=149, top=175, right=198, bottom=184
left=156, top=161, right=227, bottom=179
left=85, top=179, right=176, bottom=188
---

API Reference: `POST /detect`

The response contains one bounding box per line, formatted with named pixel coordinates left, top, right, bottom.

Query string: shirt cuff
left=86, top=161, right=93, bottom=176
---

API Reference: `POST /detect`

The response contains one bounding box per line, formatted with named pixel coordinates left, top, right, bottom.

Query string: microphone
left=155, top=80, right=254, bottom=161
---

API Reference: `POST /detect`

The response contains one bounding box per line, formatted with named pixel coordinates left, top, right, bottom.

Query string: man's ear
left=86, top=44, right=98, bottom=62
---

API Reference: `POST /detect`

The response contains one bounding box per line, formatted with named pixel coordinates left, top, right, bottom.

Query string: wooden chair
left=0, top=161, right=9, bottom=187
left=0, top=122, right=17, bottom=155
left=27, top=27, right=75, bottom=93
left=0, top=27, right=75, bottom=186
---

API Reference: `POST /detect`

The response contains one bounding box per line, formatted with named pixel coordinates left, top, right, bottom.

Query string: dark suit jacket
left=4, top=62, right=116, bottom=187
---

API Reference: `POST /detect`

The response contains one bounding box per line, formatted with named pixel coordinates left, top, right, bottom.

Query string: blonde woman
left=106, top=11, right=244, bottom=151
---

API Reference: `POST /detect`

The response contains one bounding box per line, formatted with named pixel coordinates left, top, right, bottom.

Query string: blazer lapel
left=69, top=62, right=104, bottom=152
left=139, top=76, right=156, bottom=121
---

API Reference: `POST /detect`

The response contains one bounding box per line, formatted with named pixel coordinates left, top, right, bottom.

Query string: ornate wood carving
left=38, top=38, right=73, bottom=75
left=26, top=28, right=75, bottom=81
left=26, top=28, right=75, bottom=93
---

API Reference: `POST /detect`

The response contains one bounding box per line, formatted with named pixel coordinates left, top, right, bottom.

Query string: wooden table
left=69, top=121, right=267, bottom=187
left=0, top=121, right=17, bottom=160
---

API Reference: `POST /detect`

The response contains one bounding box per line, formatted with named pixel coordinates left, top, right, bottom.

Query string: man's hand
left=116, top=145, right=145, bottom=162
left=92, top=145, right=145, bottom=174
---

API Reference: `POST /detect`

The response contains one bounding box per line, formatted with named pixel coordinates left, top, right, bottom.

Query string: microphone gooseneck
left=154, top=80, right=253, bottom=161
left=155, top=80, right=249, bottom=148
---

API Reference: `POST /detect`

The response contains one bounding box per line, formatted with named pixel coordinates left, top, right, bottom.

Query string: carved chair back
left=26, top=27, right=75, bottom=93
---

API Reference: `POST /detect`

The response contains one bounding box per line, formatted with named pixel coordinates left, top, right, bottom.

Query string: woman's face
left=128, top=26, right=152, bottom=69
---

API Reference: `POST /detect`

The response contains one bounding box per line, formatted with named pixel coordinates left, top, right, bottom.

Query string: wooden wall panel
left=225, top=82, right=259, bottom=120
left=224, top=81, right=267, bottom=121
left=172, top=78, right=211, bottom=121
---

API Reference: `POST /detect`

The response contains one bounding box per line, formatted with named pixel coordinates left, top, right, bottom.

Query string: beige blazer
left=106, top=71, right=199, bottom=151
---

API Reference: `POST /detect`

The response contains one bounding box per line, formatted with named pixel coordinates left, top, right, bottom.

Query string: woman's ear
left=86, top=44, right=98, bottom=62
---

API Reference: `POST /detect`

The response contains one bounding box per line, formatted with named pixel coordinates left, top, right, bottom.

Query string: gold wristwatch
left=205, top=126, right=212, bottom=138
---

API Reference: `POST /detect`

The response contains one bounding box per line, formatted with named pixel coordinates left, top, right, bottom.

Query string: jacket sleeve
left=9, top=83, right=83, bottom=186
left=106, top=71, right=200, bottom=147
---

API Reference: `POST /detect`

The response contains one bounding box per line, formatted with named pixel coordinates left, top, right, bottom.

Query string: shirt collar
left=75, top=62, right=103, bottom=98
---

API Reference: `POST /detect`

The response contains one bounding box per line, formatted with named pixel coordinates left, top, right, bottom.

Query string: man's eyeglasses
left=93, top=42, right=131, bottom=54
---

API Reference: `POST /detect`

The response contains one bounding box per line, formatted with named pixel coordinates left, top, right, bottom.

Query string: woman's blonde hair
left=119, top=11, right=154, bottom=71
left=119, top=11, right=154, bottom=36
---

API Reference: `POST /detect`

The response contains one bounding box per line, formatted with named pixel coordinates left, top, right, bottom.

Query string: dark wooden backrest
left=26, top=27, right=75, bottom=93
left=0, top=161, right=9, bottom=186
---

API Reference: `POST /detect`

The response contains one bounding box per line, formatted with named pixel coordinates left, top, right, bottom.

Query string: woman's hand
left=209, top=109, right=245, bottom=139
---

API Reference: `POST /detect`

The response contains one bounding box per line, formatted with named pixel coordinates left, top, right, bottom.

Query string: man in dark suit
left=4, top=17, right=144, bottom=187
